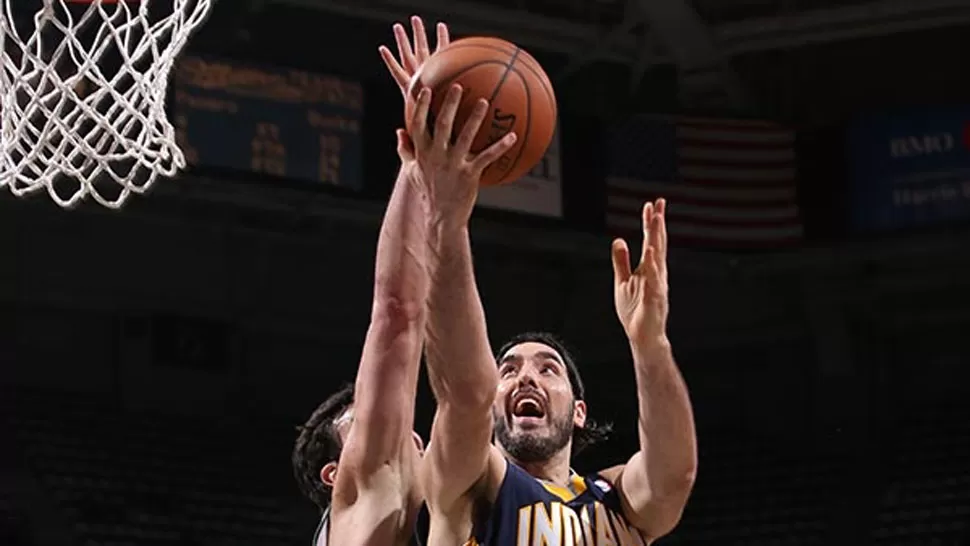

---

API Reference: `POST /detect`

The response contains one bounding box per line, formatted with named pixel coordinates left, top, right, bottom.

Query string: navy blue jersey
left=468, top=461, right=647, bottom=546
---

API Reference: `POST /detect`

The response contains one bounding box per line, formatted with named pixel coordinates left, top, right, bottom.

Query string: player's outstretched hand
left=610, top=199, right=670, bottom=344
left=379, top=16, right=449, bottom=97
left=406, top=84, right=516, bottom=226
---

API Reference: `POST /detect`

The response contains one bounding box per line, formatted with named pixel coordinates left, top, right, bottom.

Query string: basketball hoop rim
left=2, top=0, right=212, bottom=209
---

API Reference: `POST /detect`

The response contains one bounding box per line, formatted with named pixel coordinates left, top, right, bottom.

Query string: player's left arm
left=332, top=134, right=431, bottom=505
left=606, top=199, right=698, bottom=540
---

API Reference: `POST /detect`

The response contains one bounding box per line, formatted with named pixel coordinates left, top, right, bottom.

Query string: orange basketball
left=405, top=37, right=557, bottom=186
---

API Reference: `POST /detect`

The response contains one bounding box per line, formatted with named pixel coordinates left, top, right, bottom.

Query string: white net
left=0, top=0, right=212, bottom=208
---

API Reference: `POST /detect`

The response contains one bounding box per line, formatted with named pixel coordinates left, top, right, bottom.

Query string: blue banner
left=173, top=56, right=364, bottom=189
left=847, top=107, right=970, bottom=232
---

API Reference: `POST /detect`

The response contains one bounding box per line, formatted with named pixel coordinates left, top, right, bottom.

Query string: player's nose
left=515, top=368, right=541, bottom=388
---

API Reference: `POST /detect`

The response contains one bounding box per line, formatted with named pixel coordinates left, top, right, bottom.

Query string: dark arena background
left=3, top=0, right=970, bottom=545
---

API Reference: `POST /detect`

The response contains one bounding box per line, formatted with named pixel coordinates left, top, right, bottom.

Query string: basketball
left=405, top=37, right=557, bottom=186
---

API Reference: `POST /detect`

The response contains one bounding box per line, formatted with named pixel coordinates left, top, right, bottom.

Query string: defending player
left=403, top=50, right=699, bottom=543
left=289, top=119, right=430, bottom=545
left=292, top=17, right=517, bottom=546
left=290, top=18, right=442, bottom=546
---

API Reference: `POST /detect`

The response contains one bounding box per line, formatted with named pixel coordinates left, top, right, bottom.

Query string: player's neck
left=513, top=448, right=573, bottom=488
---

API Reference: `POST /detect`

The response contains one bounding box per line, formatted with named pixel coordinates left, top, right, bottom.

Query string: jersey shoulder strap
left=312, top=507, right=330, bottom=546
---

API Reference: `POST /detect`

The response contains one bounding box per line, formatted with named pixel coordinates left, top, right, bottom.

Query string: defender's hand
left=379, top=16, right=450, bottom=97
left=407, top=85, right=516, bottom=227
left=611, top=199, right=670, bottom=344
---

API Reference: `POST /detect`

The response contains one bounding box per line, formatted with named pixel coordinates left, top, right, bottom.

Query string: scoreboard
left=173, top=55, right=364, bottom=189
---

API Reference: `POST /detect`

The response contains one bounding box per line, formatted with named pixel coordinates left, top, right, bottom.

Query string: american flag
left=605, top=115, right=803, bottom=248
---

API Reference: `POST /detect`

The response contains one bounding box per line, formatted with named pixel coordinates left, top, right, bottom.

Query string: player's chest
left=504, top=499, right=647, bottom=546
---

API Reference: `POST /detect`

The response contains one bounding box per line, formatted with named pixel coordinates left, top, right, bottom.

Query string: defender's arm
left=335, top=160, right=430, bottom=496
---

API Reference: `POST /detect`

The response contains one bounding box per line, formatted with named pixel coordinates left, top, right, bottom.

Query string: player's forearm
left=346, top=167, right=429, bottom=471
left=424, top=225, right=498, bottom=412
left=373, top=167, right=431, bottom=312
left=348, top=317, right=423, bottom=471
left=631, top=336, right=698, bottom=494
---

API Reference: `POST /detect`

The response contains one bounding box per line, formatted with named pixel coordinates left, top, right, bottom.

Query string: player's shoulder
left=575, top=464, right=627, bottom=502
left=463, top=444, right=508, bottom=504
left=324, top=502, right=427, bottom=546
left=593, top=463, right=625, bottom=485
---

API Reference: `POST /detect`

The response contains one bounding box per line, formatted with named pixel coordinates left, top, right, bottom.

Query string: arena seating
left=7, top=387, right=970, bottom=546
left=664, top=432, right=835, bottom=546
left=6, top=388, right=308, bottom=546
left=0, top=481, right=33, bottom=546
left=870, top=402, right=970, bottom=546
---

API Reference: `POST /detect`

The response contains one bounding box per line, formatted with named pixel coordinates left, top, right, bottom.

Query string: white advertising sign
left=476, top=127, right=562, bottom=218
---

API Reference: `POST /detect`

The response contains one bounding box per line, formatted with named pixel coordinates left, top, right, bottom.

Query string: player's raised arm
left=403, top=83, right=516, bottom=509
left=331, top=126, right=432, bottom=505
left=608, top=199, right=698, bottom=540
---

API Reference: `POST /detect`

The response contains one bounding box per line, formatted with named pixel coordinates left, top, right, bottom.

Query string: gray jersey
left=312, top=507, right=330, bottom=546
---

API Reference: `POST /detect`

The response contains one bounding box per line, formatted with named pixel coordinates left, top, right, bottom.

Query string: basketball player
left=291, top=17, right=517, bottom=546
left=289, top=122, right=431, bottom=545
left=402, top=62, right=699, bottom=542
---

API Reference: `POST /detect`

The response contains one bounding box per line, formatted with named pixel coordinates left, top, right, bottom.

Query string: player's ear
left=320, top=462, right=338, bottom=487
left=572, top=400, right=587, bottom=428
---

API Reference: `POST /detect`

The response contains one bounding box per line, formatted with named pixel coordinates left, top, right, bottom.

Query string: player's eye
left=499, top=365, right=516, bottom=377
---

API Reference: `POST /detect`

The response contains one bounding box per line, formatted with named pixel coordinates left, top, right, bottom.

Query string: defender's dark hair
left=495, top=332, right=612, bottom=455
left=291, top=383, right=355, bottom=512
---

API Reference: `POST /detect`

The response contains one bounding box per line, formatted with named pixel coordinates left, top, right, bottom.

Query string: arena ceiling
left=271, top=0, right=970, bottom=110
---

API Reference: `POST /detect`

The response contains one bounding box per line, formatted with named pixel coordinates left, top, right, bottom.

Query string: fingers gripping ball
left=404, top=37, right=557, bottom=186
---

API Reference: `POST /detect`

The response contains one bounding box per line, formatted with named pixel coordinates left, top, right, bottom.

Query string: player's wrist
left=429, top=205, right=473, bottom=232
left=628, top=332, right=672, bottom=354
left=429, top=217, right=470, bottom=246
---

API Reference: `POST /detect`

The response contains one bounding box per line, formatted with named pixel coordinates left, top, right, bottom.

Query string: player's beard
left=494, top=407, right=574, bottom=463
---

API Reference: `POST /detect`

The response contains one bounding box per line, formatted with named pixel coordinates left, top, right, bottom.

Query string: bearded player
left=291, top=17, right=517, bottom=546
left=407, top=62, right=699, bottom=542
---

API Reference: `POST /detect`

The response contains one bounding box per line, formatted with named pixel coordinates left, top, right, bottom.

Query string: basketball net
left=0, top=0, right=212, bottom=208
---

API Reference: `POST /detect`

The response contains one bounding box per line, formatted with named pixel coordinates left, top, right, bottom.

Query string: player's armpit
left=421, top=403, right=505, bottom=511
left=608, top=455, right=695, bottom=541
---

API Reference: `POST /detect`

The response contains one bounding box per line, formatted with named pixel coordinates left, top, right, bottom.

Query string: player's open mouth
left=510, top=392, right=546, bottom=420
